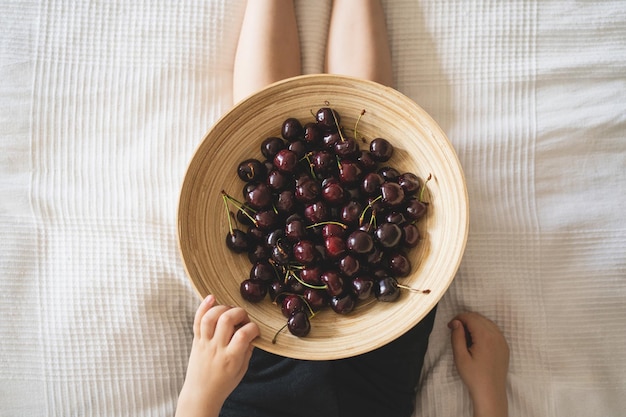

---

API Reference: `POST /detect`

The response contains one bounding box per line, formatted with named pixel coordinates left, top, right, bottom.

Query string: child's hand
left=176, top=295, right=260, bottom=417
left=449, top=312, right=509, bottom=417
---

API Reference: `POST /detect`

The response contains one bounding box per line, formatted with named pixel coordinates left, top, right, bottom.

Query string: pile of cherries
left=222, top=107, right=429, bottom=340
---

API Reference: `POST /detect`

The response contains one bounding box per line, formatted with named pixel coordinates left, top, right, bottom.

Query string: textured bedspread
left=1, top=1, right=625, bottom=416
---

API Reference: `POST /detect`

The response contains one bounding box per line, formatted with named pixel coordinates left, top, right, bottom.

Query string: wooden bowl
left=178, top=74, right=468, bottom=360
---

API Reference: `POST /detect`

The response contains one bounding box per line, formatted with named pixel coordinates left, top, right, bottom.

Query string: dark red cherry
left=338, top=160, right=362, bottom=185
left=288, top=140, right=307, bottom=159
left=387, top=251, right=411, bottom=277
left=312, top=150, right=337, bottom=176
left=276, top=190, right=297, bottom=214
left=244, top=182, right=273, bottom=210
left=402, top=223, right=420, bottom=247
left=293, top=240, right=317, bottom=265
left=261, top=136, right=286, bottom=160
left=374, top=276, right=400, bottom=302
left=405, top=197, right=427, bottom=221
left=304, top=201, right=329, bottom=223
left=269, top=280, right=288, bottom=302
left=398, top=172, right=421, bottom=195
left=271, top=239, right=292, bottom=265
left=303, top=288, right=329, bottom=311
left=369, top=138, right=393, bottom=162
left=340, top=200, right=363, bottom=226
left=237, top=158, right=267, bottom=182
left=374, top=222, right=403, bottom=248
left=351, top=275, right=374, bottom=300
left=346, top=230, right=374, bottom=254
left=316, top=107, right=340, bottom=131
left=285, top=217, right=307, bottom=242
left=330, top=293, right=356, bottom=314
left=267, top=169, right=291, bottom=191
left=320, top=270, right=345, bottom=296
left=385, top=211, right=408, bottom=225
left=322, top=223, right=347, bottom=239
left=253, top=209, right=280, bottom=231
left=324, top=235, right=346, bottom=260
left=247, top=243, right=270, bottom=263
left=273, top=149, right=298, bottom=173
left=322, top=181, right=347, bottom=205
left=338, top=254, right=360, bottom=277
left=288, top=310, right=311, bottom=337
left=322, top=131, right=341, bottom=148
left=295, top=178, right=321, bottom=203
left=225, top=229, right=249, bottom=253
left=303, top=122, right=323, bottom=147
left=361, top=172, right=384, bottom=196
left=334, top=136, right=359, bottom=159
left=249, top=261, right=275, bottom=281
left=282, top=117, right=304, bottom=142
left=240, top=279, right=268, bottom=302
left=300, top=265, right=323, bottom=285
left=356, top=150, right=378, bottom=172
left=281, top=294, right=306, bottom=318
left=380, top=182, right=405, bottom=207
left=378, top=166, right=400, bottom=182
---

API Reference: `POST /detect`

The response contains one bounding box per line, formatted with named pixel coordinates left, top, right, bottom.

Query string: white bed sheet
left=1, top=1, right=625, bottom=416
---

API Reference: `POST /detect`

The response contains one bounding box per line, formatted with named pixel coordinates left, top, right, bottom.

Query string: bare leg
left=233, top=0, right=302, bottom=103
left=325, top=0, right=393, bottom=87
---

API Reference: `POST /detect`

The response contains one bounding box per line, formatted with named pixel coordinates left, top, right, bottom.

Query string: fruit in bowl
left=178, top=74, right=468, bottom=360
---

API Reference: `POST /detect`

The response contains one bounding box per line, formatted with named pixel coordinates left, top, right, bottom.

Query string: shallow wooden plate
left=178, top=74, right=468, bottom=360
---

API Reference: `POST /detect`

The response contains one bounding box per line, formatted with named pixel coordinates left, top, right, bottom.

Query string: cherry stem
left=397, top=283, right=431, bottom=294
left=221, top=190, right=258, bottom=226
left=289, top=269, right=327, bottom=290
left=272, top=323, right=288, bottom=344
left=359, top=195, right=382, bottom=226
left=303, top=152, right=317, bottom=180
left=354, top=109, right=366, bottom=142
left=331, top=109, right=346, bottom=142
left=418, top=173, right=432, bottom=203
left=306, top=221, right=348, bottom=229
left=222, top=193, right=234, bottom=235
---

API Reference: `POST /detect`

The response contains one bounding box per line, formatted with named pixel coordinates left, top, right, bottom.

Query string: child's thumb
left=449, top=320, right=470, bottom=363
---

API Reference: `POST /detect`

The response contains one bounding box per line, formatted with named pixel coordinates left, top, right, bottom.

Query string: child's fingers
left=193, top=295, right=216, bottom=338
left=228, top=321, right=260, bottom=358
left=213, top=307, right=251, bottom=346
left=200, top=304, right=232, bottom=340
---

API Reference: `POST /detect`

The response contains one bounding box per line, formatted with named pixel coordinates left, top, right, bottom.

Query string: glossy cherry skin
left=374, top=222, right=403, bottom=248
left=351, top=275, right=374, bottom=300
left=281, top=294, right=306, bottom=318
left=387, top=251, right=411, bottom=277
left=380, top=182, right=405, bottom=207
left=330, top=293, right=356, bottom=314
left=288, top=310, right=311, bottom=337
left=369, top=137, right=394, bottom=162
left=273, top=149, right=299, bottom=173
left=249, top=261, right=275, bottom=281
left=237, top=158, right=267, bottom=182
left=374, top=276, right=400, bottom=302
left=261, top=136, right=286, bottom=160
left=316, top=107, right=340, bottom=131
left=225, top=229, right=249, bottom=253
left=282, top=117, right=304, bottom=142
left=320, top=270, right=345, bottom=296
left=240, top=279, right=268, bottom=302
left=346, top=230, right=374, bottom=254
left=293, top=239, right=317, bottom=265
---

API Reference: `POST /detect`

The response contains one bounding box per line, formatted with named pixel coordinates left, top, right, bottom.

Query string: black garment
left=220, top=306, right=437, bottom=417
